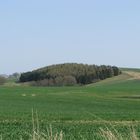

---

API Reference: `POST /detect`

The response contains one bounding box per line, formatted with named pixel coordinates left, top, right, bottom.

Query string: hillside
left=87, top=70, right=140, bottom=87
left=0, top=68, right=140, bottom=139
left=121, top=67, right=140, bottom=72
left=19, top=63, right=121, bottom=86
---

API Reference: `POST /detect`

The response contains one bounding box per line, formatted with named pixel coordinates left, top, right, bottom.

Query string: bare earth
left=124, top=71, right=140, bottom=80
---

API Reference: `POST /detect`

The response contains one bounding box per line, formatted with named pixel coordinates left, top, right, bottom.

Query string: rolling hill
left=0, top=68, right=140, bottom=139
left=19, top=63, right=121, bottom=86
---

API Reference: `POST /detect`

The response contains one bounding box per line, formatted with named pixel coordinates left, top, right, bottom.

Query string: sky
left=0, top=0, right=140, bottom=74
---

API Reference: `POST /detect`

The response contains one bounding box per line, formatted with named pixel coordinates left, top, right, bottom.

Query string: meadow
left=0, top=70, right=140, bottom=139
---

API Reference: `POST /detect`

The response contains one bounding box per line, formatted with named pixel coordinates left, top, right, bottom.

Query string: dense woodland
left=20, top=63, right=121, bottom=86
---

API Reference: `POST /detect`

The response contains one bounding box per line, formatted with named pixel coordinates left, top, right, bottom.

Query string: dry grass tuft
left=99, top=127, right=139, bottom=140
left=29, top=109, right=63, bottom=140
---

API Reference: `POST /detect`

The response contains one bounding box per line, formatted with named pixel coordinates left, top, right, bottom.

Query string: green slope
left=0, top=69, right=140, bottom=139
left=121, top=67, right=140, bottom=72
left=86, top=72, right=131, bottom=87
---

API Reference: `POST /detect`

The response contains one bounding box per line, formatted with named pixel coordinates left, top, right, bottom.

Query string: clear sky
left=0, top=0, right=140, bottom=74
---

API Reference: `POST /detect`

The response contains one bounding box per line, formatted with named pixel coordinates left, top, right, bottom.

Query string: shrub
left=62, top=76, right=77, bottom=86
left=0, top=76, right=6, bottom=85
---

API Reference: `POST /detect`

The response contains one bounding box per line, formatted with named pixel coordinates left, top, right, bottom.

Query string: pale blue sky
left=0, top=0, right=140, bottom=74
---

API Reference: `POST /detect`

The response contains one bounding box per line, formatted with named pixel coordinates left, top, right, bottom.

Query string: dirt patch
left=124, top=71, right=140, bottom=80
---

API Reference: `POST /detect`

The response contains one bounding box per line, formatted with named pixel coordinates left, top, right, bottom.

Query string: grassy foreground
left=0, top=71, right=140, bottom=139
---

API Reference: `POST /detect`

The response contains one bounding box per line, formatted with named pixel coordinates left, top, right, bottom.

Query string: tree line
left=19, top=63, right=121, bottom=86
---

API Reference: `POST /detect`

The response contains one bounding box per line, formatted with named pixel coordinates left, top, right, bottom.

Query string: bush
left=62, top=76, right=77, bottom=86
left=0, top=76, right=6, bottom=85
left=31, top=79, right=55, bottom=87
left=31, top=76, right=77, bottom=87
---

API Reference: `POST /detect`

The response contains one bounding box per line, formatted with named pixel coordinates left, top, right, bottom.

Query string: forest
left=19, top=63, right=121, bottom=86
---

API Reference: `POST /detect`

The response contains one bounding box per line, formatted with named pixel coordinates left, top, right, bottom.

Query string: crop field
left=0, top=70, right=140, bottom=139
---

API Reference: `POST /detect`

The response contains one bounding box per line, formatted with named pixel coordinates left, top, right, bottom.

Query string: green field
left=0, top=70, right=140, bottom=139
